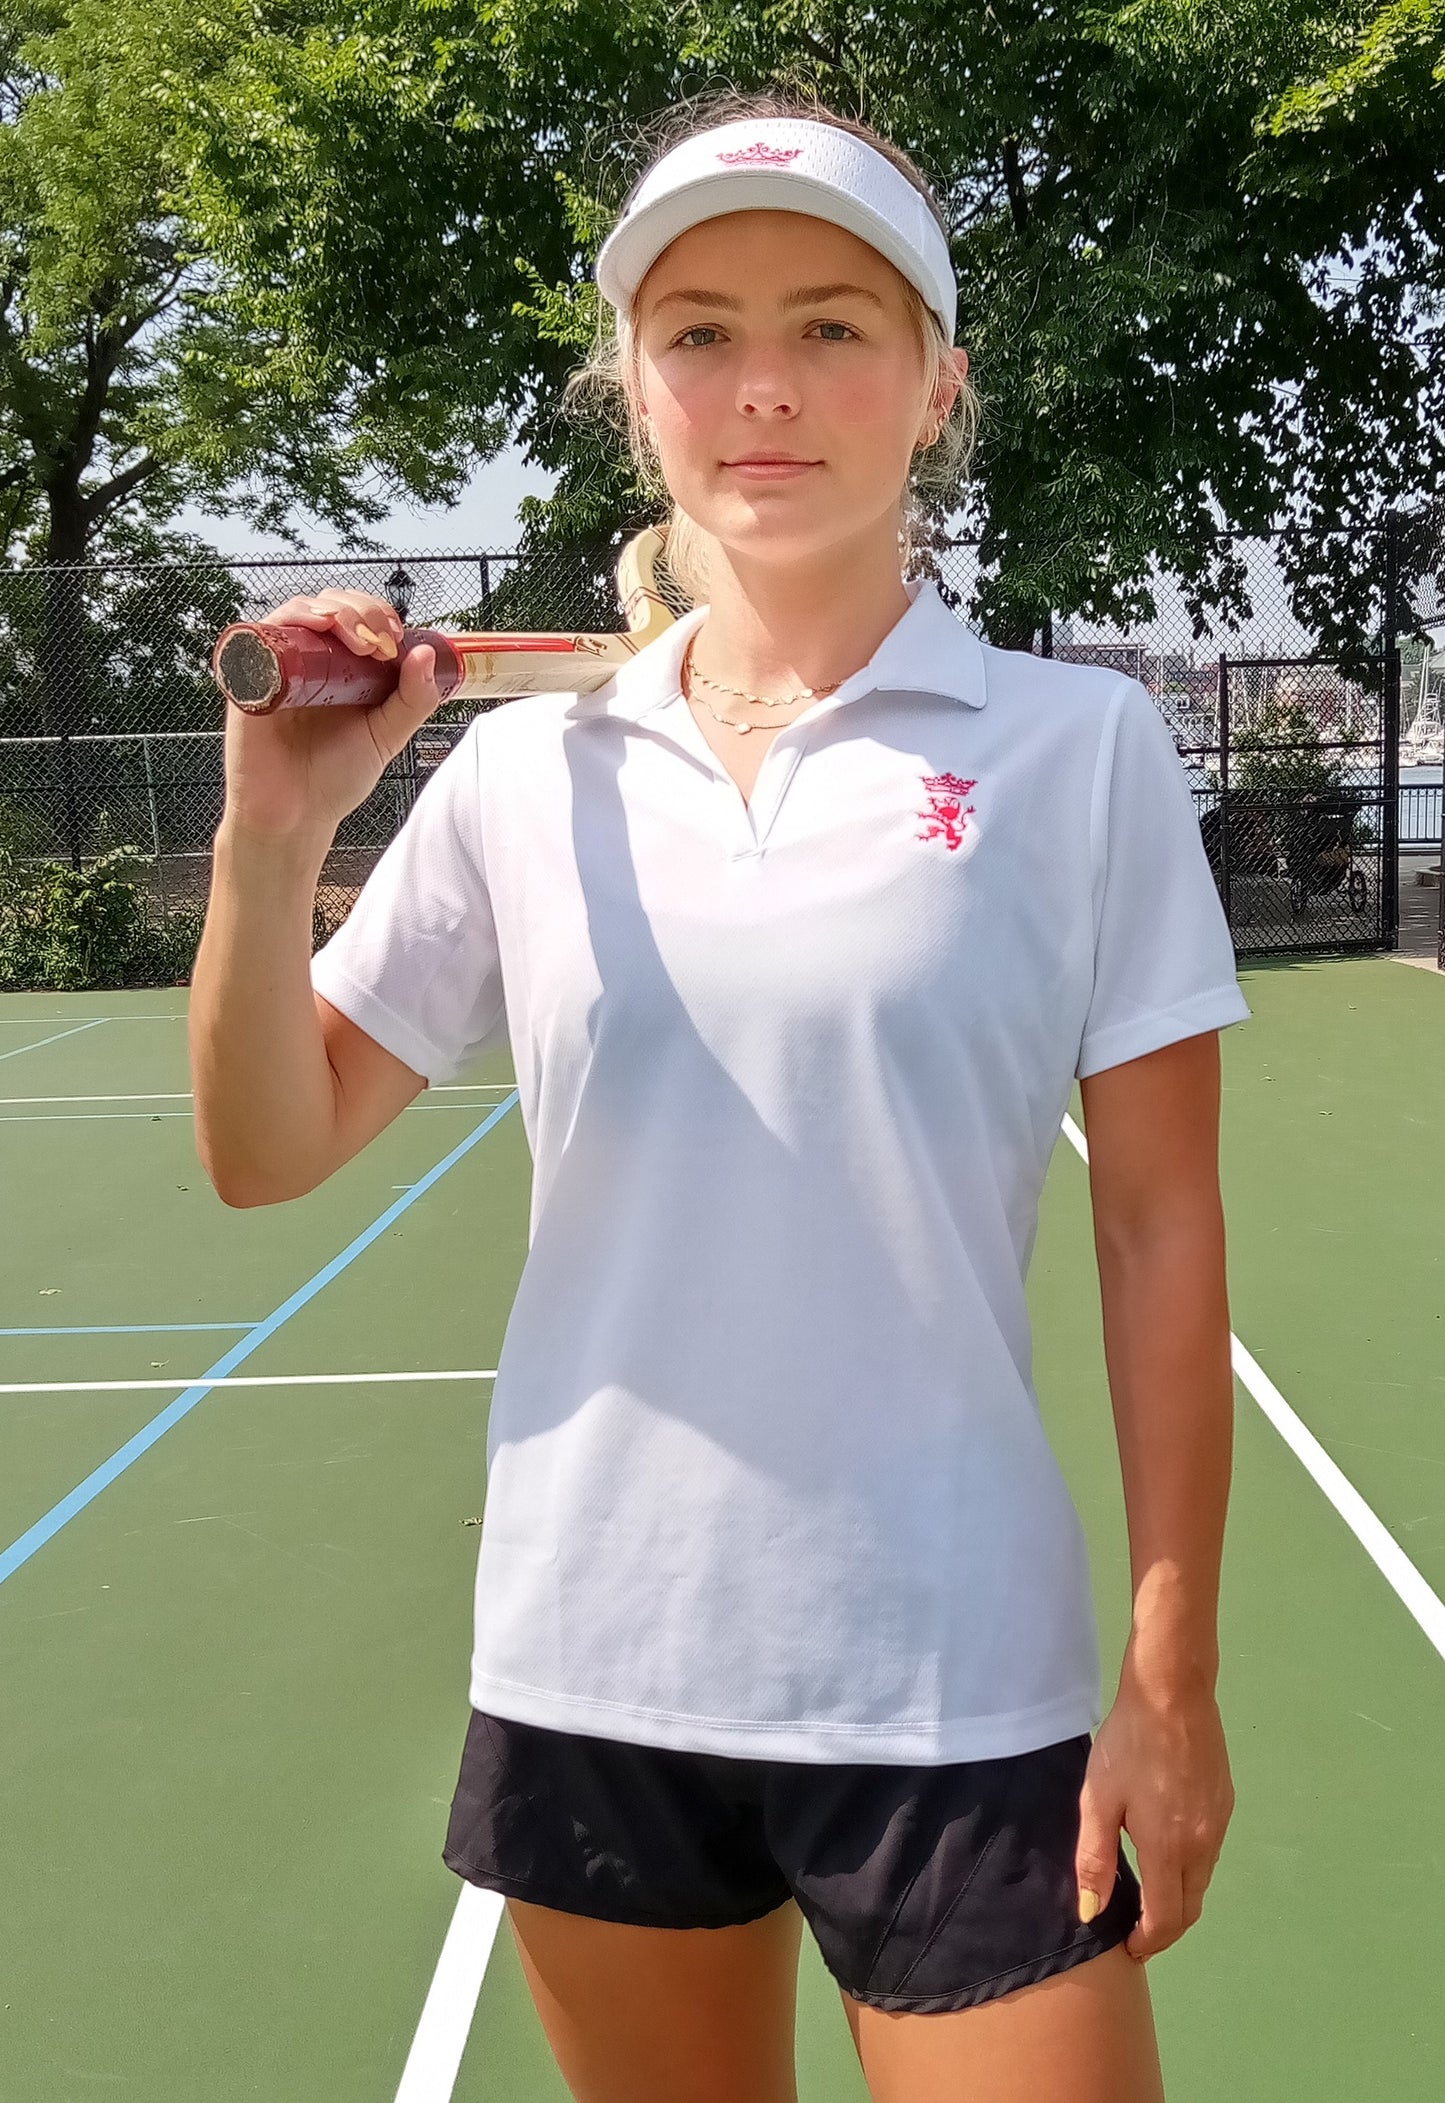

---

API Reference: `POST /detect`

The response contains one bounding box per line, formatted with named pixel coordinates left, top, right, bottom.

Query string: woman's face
left=633, top=209, right=967, bottom=572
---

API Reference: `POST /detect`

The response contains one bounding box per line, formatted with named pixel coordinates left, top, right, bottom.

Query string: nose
left=734, top=346, right=802, bottom=422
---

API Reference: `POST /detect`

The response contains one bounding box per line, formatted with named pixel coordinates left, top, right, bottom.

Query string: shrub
left=0, top=845, right=203, bottom=990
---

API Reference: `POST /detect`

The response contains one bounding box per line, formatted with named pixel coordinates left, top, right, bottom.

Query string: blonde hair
left=560, top=86, right=983, bottom=605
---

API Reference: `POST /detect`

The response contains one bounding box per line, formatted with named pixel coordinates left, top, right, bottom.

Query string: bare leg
left=840, top=1942, right=1166, bottom=2103
left=504, top=1892, right=806, bottom=2103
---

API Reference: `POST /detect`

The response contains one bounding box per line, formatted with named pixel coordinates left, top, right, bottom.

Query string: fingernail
left=1078, top=1890, right=1101, bottom=1924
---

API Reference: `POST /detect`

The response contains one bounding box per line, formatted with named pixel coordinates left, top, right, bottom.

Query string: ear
left=922, top=346, right=970, bottom=443
left=939, top=345, right=969, bottom=412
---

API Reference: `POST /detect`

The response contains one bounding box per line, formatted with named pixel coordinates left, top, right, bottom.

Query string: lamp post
left=385, top=563, right=414, bottom=625
left=385, top=563, right=419, bottom=817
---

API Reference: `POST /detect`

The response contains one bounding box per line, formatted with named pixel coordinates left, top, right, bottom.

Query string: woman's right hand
left=220, top=589, right=447, bottom=842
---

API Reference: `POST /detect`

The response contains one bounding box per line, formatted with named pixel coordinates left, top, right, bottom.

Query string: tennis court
left=2, top=953, right=1442, bottom=2101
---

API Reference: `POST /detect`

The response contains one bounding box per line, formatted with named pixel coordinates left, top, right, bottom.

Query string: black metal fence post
left=1217, top=653, right=1232, bottom=924
left=1381, top=512, right=1402, bottom=951
left=57, top=729, right=82, bottom=872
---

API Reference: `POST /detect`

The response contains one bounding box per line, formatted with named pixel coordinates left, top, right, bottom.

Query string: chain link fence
left=0, top=516, right=1438, bottom=986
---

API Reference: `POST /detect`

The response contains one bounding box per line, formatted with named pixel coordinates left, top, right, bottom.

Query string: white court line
left=389, top=1111, right=1445, bottom=2098
left=393, top=1883, right=505, bottom=2103
left=0, top=1112, right=214, bottom=1124
left=0, top=1021, right=106, bottom=1063
left=1059, top=1110, right=1445, bottom=1664
left=0, top=1106, right=498, bottom=1124
left=12, top=1095, right=1428, bottom=2095
left=0, top=1370, right=498, bottom=1396
left=0, top=1086, right=514, bottom=1105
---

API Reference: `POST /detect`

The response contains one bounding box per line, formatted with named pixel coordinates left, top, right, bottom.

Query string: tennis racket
left=211, top=525, right=679, bottom=715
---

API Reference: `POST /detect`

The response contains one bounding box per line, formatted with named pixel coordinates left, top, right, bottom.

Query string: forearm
left=1093, top=1204, right=1234, bottom=1703
left=189, top=816, right=340, bottom=1204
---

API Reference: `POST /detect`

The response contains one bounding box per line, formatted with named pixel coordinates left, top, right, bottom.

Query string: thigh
left=840, top=1940, right=1164, bottom=2103
left=506, top=1891, right=806, bottom=2103
left=442, top=1706, right=804, bottom=2101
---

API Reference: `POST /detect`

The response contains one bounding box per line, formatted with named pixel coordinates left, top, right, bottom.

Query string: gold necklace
left=681, top=634, right=846, bottom=736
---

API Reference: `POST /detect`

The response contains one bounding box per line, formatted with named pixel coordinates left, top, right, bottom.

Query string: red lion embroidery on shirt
left=917, top=772, right=977, bottom=851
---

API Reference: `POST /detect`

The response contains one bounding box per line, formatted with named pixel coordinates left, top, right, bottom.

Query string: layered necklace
left=680, top=631, right=852, bottom=735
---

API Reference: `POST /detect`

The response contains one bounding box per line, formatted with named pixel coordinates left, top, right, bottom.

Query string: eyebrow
left=649, top=281, right=888, bottom=318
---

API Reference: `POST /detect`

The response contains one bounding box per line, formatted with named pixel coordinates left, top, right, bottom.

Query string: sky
left=170, top=442, right=559, bottom=560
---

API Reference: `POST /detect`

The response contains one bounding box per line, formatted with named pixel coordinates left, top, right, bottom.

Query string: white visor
left=593, top=116, right=957, bottom=343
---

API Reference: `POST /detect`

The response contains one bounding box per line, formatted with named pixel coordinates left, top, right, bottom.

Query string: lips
left=723, top=457, right=821, bottom=479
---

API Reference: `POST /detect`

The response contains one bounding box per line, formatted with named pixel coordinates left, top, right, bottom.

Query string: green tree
left=9, top=0, right=1442, bottom=659
left=505, top=1, right=1445, bottom=652
left=0, top=0, right=558, bottom=736
left=0, top=0, right=456, bottom=570
left=1232, top=693, right=1352, bottom=801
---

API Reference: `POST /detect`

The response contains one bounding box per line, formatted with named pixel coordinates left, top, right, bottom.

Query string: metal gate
left=1170, top=650, right=1397, bottom=958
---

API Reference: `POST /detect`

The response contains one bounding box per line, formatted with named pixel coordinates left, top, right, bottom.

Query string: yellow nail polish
left=1078, top=1889, right=1101, bottom=1924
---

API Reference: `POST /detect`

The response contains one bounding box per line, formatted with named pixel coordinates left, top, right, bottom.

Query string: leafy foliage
left=3, top=0, right=1442, bottom=657
left=1231, top=695, right=1359, bottom=801
left=0, top=0, right=502, bottom=567
left=0, top=842, right=203, bottom=986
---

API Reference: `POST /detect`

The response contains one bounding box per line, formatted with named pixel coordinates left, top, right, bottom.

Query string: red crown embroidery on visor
left=716, top=142, right=803, bottom=166
left=917, top=773, right=978, bottom=852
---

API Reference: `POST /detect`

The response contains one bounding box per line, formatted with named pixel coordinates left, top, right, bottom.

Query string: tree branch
left=794, top=26, right=841, bottom=74
left=1001, top=136, right=1029, bottom=234
left=79, top=451, right=161, bottom=522
left=101, top=257, right=191, bottom=352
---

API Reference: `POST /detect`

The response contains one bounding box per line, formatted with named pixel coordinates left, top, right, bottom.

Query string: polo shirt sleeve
left=1074, top=677, right=1251, bottom=1080
left=309, top=718, right=507, bottom=1086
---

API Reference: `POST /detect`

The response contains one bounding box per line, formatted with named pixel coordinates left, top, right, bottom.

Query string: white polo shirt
left=310, top=576, right=1251, bottom=1764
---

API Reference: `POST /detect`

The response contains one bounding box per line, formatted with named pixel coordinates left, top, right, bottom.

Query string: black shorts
left=442, top=1707, right=1143, bottom=2014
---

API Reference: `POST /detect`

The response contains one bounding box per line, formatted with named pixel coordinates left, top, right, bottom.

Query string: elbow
left=213, top=1173, right=318, bottom=1209
left=195, top=1132, right=318, bottom=1209
left=214, top=1178, right=285, bottom=1210
left=205, top=1165, right=292, bottom=1209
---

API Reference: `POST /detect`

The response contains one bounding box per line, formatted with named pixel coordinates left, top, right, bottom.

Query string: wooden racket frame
left=211, top=524, right=680, bottom=715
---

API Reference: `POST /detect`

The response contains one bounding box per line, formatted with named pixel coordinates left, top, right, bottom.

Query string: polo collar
left=573, top=574, right=987, bottom=722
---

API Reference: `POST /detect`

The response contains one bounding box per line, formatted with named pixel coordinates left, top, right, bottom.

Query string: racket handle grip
left=212, top=622, right=464, bottom=714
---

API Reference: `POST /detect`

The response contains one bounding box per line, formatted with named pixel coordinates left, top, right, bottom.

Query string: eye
left=669, top=320, right=861, bottom=349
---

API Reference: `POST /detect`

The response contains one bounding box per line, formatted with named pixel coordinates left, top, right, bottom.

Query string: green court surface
left=1, top=957, right=1442, bottom=2100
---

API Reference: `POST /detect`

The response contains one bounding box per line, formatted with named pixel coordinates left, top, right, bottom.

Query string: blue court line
left=0, top=1324, right=258, bottom=1338
left=0, top=1021, right=105, bottom=1063
left=0, top=1091, right=519, bottom=1586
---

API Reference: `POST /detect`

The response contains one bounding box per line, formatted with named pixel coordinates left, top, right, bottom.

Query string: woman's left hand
left=1073, top=1660, right=1235, bottom=1962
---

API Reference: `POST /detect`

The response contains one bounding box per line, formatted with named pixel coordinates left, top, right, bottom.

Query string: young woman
left=191, top=88, right=1250, bottom=2103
